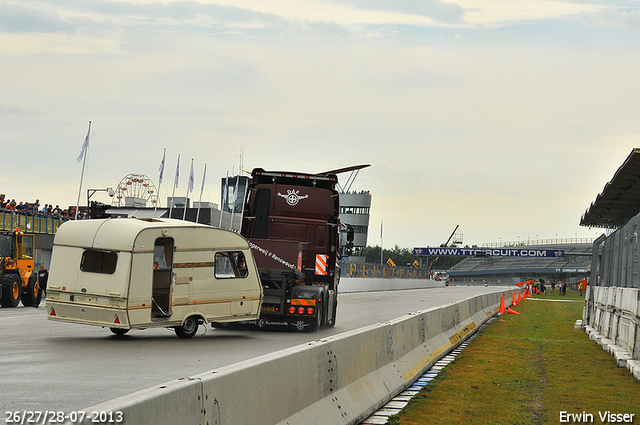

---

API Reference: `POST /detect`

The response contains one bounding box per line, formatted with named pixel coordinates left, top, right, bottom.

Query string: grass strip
left=390, top=288, right=640, bottom=425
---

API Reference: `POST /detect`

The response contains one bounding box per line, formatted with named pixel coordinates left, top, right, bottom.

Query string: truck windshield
left=0, top=234, right=13, bottom=257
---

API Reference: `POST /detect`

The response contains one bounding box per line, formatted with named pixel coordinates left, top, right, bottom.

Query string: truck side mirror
left=346, top=225, right=354, bottom=242
left=344, top=225, right=355, bottom=256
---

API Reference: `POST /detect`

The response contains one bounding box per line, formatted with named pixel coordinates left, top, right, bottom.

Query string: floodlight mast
left=444, top=225, right=460, bottom=247
left=86, top=187, right=114, bottom=207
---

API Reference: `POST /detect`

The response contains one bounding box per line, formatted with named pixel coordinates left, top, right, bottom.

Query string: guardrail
left=0, top=210, right=68, bottom=234
left=68, top=287, right=510, bottom=425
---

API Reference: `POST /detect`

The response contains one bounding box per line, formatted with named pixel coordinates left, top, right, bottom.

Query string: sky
left=2, top=0, right=640, bottom=249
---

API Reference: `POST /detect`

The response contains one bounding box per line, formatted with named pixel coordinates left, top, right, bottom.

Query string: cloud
left=0, top=2, right=75, bottom=33
left=52, top=0, right=293, bottom=32
left=2, top=0, right=355, bottom=39
left=595, top=6, right=640, bottom=31
left=330, top=0, right=465, bottom=24
left=0, top=103, right=40, bottom=115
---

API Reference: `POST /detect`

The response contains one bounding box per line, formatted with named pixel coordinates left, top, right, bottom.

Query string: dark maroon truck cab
left=240, top=168, right=341, bottom=331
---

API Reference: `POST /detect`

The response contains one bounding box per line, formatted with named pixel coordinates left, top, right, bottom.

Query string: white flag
left=188, top=160, right=194, bottom=193
left=158, top=149, right=166, bottom=184
left=174, top=155, right=180, bottom=188
left=232, top=178, right=239, bottom=202
left=77, top=123, right=91, bottom=162
left=222, top=174, right=229, bottom=203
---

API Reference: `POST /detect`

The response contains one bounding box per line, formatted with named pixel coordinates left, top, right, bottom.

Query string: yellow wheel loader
left=0, top=230, right=40, bottom=308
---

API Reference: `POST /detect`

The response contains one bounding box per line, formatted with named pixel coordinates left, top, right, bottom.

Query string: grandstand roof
left=580, top=148, right=640, bottom=229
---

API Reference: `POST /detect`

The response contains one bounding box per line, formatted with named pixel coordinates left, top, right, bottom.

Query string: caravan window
left=81, top=250, right=117, bottom=274
left=215, top=251, right=249, bottom=279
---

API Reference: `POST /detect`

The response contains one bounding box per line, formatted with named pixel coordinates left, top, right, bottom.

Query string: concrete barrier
left=583, top=286, right=640, bottom=375
left=585, top=286, right=640, bottom=358
left=71, top=289, right=510, bottom=425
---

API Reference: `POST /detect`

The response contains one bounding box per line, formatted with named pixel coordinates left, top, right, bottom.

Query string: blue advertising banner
left=412, top=247, right=564, bottom=258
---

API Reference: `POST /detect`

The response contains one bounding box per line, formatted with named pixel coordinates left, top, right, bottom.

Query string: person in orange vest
left=526, top=278, right=535, bottom=291
left=578, top=278, right=588, bottom=296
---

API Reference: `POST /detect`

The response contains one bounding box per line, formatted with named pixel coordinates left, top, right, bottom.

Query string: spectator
left=578, top=278, right=588, bottom=296
left=0, top=193, right=6, bottom=208
left=37, top=263, right=49, bottom=299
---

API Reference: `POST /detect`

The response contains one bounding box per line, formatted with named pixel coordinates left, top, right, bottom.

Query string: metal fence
left=482, top=237, right=595, bottom=248
left=591, top=215, right=640, bottom=289
left=339, top=262, right=431, bottom=279
left=582, top=216, right=640, bottom=361
left=1, top=210, right=68, bottom=234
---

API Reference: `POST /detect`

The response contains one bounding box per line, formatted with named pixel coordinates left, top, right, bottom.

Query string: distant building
left=167, top=196, right=190, bottom=208
left=339, top=191, right=372, bottom=264
left=221, top=175, right=250, bottom=213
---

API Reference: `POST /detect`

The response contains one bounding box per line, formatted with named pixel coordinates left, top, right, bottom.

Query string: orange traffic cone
left=512, top=291, right=517, bottom=306
left=518, top=290, right=522, bottom=303
left=499, top=294, right=506, bottom=314
left=523, top=289, right=528, bottom=300
left=506, top=307, right=520, bottom=315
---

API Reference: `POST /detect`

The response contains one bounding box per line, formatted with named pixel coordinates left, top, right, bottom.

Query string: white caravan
left=46, top=218, right=263, bottom=338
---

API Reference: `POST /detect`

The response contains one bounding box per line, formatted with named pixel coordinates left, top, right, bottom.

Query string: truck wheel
left=110, top=328, right=129, bottom=336
left=21, top=272, right=41, bottom=307
left=175, top=316, right=199, bottom=338
left=326, top=295, right=337, bottom=328
left=0, top=273, right=21, bottom=308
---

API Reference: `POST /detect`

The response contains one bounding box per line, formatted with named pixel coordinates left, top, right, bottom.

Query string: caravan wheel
left=175, top=316, right=199, bottom=339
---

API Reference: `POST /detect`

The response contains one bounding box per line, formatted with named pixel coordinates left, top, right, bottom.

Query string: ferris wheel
left=111, top=173, right=159, bottom=208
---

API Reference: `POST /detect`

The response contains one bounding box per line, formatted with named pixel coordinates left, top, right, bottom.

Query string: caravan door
left=152, top=237, right=174, bottom=320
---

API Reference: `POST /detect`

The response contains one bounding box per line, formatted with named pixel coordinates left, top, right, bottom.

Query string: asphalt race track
left=1, top=285, right=507, bottom=419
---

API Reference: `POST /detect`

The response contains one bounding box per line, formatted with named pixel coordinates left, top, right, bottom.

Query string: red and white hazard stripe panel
left=291, top=298, right=316, bottom=306
left=315, top=254, right=328, bottom=275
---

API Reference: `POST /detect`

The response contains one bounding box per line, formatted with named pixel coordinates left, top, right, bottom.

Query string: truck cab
left=240, top=169, right=342, bottom=331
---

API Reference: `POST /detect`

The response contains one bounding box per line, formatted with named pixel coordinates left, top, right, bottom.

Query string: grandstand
left=447, top=242, right=592, bottom=284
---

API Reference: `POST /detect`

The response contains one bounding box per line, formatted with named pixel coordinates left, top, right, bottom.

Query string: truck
left=0, top=229, right=41, bottom=308
left=45, top=218, right=263, bottom=338
left=238, top=168, right=351, bottom=331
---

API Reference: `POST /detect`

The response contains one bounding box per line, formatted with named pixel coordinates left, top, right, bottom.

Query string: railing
left=482, top=237, right=595, bottom=248
left=1, top=210, right=69, bottom=234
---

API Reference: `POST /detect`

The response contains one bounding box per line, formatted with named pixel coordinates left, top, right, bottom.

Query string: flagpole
left=183, top=158, right=194, bottom=221
left=169, top=154, right=180, bottom=220
left=237, top=174, right=246, bottom=232
left=219, top=171, right=228, bottom=228
left=196, top=163, right=207, bottom=224
left=380, top=219, right=383, bottom=265
left=229, top=176, right=237, bottom=230
left=75, top=121, right=91, bottom=220
left=155, top=148, right=166, bottom=215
